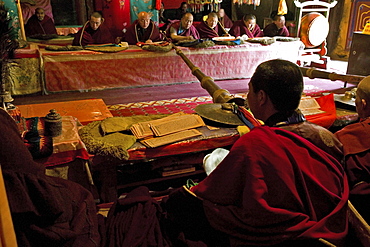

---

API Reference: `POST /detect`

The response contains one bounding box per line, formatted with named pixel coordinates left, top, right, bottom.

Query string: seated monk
left=25, top=7, right=57, bottom=38
left=229, top=14, right=263, bottom=38
left=73, top=12, right=115, bottom=46
left=197, top=12, right=228, bottom=39
left=263, top=14, right=289, bottom=37
left=217, top=8, right=233, bottom=29
left=167, top=12, right=200, bottom=42
left=124, top=11, right=163, bottom=45
left=164, top=60, right=348, bottom=246
left=0, top=108, right=100, bottom=246
left=335, top=76, right=370, bottom=224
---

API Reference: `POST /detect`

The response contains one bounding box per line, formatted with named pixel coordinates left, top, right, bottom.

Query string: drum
left=300, top=12, right=329, bottom=48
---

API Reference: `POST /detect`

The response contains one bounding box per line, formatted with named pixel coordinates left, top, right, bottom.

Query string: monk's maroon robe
left=72, top=23, right=115, bottom=46
left=166, top=126, right=348, bottom=246
left=166, top=21, right=200, bottom=40
left=219, top=14, right=233, bottom=29
left=335, top=118, right=370, bottom=223
left=124, top=20, right=163, bottom=45
left=196, top=21, right=226, bottom=39
left=229, top=20, right=263, bottom=38
left=25, top=15, right=57, bottom=37
left=0, top=108, right=100, bottom=247
left=263, top=22, right=290, bottom=37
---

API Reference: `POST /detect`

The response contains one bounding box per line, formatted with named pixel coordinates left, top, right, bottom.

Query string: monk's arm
left=169, top=27, right=194, bottom=42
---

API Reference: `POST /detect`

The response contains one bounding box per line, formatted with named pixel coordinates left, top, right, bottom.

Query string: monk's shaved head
left=90, top=12, right=102, bottom=19
left=138, top=11, right=151, bottom=29
left=206, top=12, right=218, bottom=28
left=89, top=12, right=103, bottom=30
left=357, top=76, right=370, bottom=101
left=356, top=76, right=370, bottom=118
left=181, top=12, right=193, bottom=30
left=208, top=12, right=218, bottom=19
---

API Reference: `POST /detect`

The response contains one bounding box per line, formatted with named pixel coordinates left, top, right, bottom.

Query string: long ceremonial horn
left=172, top=43, right=245, bottom=105
left=299, top=67, right=365, bottom=88
left=218, top=21, right=229, bottom=35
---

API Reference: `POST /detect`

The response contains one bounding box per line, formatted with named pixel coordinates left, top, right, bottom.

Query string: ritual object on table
left=44, top=109, right=62, bottom=137
left=131, top=113, right=206, bottom=148
left=84, top=42, right=129, bottom=53
left=45, top=45, right=83, bottom=51
left=245, top=37, right=275, bottom=45
left=139, top=41, right=173, bottom=52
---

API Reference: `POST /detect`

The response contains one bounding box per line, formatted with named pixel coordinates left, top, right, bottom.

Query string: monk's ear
left=257, top=90, right=268, bottom=106
left=101, top=18, right=105, bottom=24
left=362, top=98, right=367, bottom=110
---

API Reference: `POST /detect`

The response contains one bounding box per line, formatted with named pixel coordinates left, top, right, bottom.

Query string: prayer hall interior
left=1, top=0, right=370, bottom=246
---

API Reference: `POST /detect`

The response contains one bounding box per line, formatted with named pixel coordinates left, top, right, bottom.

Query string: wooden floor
left=12, top=79, right=250, bottom=106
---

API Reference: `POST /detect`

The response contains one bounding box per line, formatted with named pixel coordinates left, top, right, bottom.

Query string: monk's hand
left=222, top=33, right=231, bottom=37
left=187, top=36, right=194, bottom=40
left=145, top=39, right=153, bottom=43
left=115, top=37, right=122, bottom=44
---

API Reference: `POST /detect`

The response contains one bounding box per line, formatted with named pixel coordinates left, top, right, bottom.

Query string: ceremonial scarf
left=124, top=20, right=163, bottom=45
left=229, top=20, right=263, bottom=38
left=191, top=126, right=348, bottom=246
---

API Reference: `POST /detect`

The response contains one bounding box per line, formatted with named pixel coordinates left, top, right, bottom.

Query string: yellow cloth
left=237, top=126, right=251, bottom=136
left=0, top=168, right=18, bottom=247
left=363, top=22, right=370, bottom=35
left=278, top=0, right=288, bottom=15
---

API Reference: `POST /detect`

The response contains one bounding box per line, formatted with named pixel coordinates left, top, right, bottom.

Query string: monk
left=25, top=7, right=57, bottom=38
left=335, top=76, right=370, bottom=224
left=164, top=59, right=348, bottom=246
left=0, top=108, right=100, bottom=246
left=197, top=12, right=228, bottom=39
left=217, top=8, right=233, bottom=29
left=174, top=2, right=188, bottom=20
left=167, top=12, right=200, bottom=42
left=263, top=14, right=290, bottom=37
left=124, top=11, right=163, bottom=45
left=72, top=12, right=115, bottom=46
left=229, top=14, right=263, bottom=38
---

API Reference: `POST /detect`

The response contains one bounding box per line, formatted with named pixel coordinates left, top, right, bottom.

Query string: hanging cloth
left=278, top=0, right=288, bottom=15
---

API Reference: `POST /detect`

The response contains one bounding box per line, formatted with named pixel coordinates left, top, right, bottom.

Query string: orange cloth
left=0, top=168, right=17, bottom=247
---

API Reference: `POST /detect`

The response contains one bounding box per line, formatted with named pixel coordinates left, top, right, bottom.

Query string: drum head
left=300, top=12, right=329, bottom=48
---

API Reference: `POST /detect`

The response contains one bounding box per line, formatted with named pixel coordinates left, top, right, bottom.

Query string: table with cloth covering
left=38, top=41, right=303, bottom=92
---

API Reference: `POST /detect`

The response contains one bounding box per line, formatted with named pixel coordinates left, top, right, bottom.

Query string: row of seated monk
left=24, top=7, right=289, bottom=47
left=2, top=58, right=370, bottom=246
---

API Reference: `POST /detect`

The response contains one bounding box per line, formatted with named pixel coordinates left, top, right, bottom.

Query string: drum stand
left=294, top=0, right=337, bottom=69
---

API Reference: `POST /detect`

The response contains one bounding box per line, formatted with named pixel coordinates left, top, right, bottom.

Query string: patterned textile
left=6, top=57, right=42, bottom=95
left=130, top=0, right=159, bottom=24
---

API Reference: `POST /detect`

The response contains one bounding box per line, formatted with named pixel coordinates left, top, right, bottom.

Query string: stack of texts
left=299, top=96, right=325, bottom=116
left=130, top=113, right=205, bottom=148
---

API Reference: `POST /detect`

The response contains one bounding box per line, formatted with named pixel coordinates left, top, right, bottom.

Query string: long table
left=39, top=41, right=304, bottom=93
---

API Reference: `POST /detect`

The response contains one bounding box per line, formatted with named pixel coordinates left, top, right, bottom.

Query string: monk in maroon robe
left=197, top=12, right=227, bottom=39
left=335, top=76, right=370, bottom=224
left=217, top=8, right=233, bottom=29
left=73, top=12, right=115, bottom=46
left=164, top=59, right=349, bottom=246
left=229, top=14, right=263, bottom=38
left=25, top=8, right=57, bottom=38
left=264, top=14, right=290, bottom=37
left=167, top=12, right=200, bottom=42
left=0, top=108, right=100, bottom=247
left=124, top=11, right=163, bottom=45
